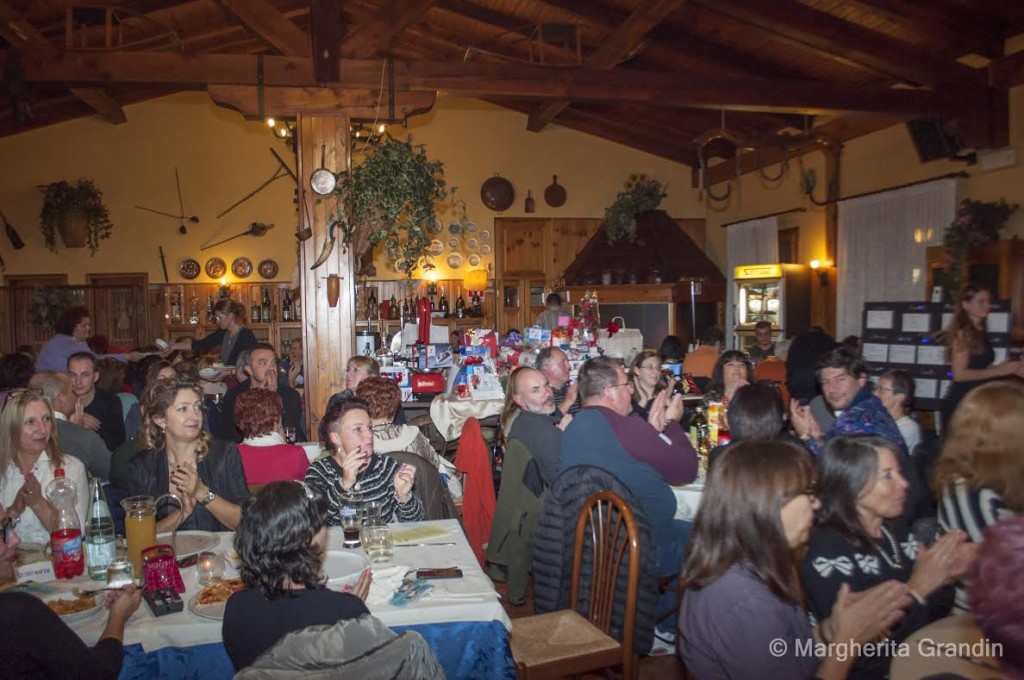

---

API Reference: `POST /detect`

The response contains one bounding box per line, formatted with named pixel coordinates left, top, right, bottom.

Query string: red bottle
left=47, top=468, right=85, bottom=578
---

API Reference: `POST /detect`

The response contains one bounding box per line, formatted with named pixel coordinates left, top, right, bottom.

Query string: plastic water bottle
left=47, top=469, right=84, bottom=578
left=85, top=478, right=116, bottom=580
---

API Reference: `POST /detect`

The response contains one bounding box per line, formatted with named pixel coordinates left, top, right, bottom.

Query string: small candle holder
left=196, top=551, right=225, bottom=587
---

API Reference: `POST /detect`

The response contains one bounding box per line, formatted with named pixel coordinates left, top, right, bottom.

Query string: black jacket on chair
left=531, top=465, right=659, bottom=655
left=381, top=451, right=457, bottom=521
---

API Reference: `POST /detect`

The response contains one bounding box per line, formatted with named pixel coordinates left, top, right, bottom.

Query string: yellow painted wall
left=0, top=93, right=703, bottom=286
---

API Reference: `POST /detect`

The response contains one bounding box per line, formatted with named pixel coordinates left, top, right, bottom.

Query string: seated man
left=28, top=371, right=112, bottom=482
left=67, top=351, right=126, bottom=451
left=503, top=367, right=569, bottom=488
left=682, top=326, right=724, bottom=384
left=537, top=347, right=580, bottom=416
left=534, top=293, right=570, bottom=330
left=790, top=347, right=907, bottom=457
left=746, top=320, right=776, bottom=361
left=561, top=356, right=697, bottom=577
left=219, top=344, right=306, bottom=443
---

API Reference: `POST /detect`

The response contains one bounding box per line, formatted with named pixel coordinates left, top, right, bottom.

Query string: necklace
left=875, top=526, right=904, bottom=570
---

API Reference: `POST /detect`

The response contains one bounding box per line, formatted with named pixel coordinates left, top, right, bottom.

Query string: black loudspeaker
left=906, top=119, right=959, bottom=163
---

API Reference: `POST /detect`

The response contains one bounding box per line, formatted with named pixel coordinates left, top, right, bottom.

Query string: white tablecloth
left=42, top=519, right=509, bottom=652
left=672, top=480, right=705, bottom=521
left=429, top=395, right=503, bottom=441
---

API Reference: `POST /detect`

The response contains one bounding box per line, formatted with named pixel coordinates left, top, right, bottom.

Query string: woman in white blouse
left=0, top=389, right=88, bottom=544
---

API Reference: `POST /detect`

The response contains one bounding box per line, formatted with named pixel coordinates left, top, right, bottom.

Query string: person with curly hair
left=0, top=352, right=35, bottom=409
left=236, top=388, right=309, bottom=485
left=356, top=377, right=440, bottom=468
left=223, top=481, right=371, bottom=670
left=128, top=376, right=248, bottom=532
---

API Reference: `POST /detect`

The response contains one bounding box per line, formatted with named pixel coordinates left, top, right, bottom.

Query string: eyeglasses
left=873, top=385, right=899, bottom=394
left=606, top=381, right=635, bottom=392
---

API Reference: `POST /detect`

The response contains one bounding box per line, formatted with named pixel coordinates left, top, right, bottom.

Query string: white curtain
left=726, top=217, right=778, bottom=348
left=836, top=178, right=957, bottom=338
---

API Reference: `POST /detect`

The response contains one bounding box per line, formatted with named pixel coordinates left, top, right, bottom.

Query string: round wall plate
left=179, top=258, right=200, bottom=280
left=258, top=259, right=279, bottom=279
left=205, top=257, right=227, bottom=279
left=447, top=252, right=464, bottom=269
left=231, top=257, right=253, bottom=278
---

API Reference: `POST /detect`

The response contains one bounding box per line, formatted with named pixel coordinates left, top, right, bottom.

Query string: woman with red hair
left=236, top=388, right=309, bottom=485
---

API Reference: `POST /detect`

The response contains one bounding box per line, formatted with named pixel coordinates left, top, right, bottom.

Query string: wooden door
left=497, top=218, right=548, bottom=276
left=88, top=273, right=148, bottom=349
left=4, top=274, right=71, bottom=350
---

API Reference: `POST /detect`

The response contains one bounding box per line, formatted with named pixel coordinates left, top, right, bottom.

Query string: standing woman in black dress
left=940, top=283, right=1024, bottom=425
left=172, top=299, right=256, bottom=367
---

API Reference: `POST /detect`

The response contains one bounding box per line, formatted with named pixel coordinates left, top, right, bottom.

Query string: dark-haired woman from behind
left=940, top=283, right=1024, bottom=424
left=679, top=439, right=913, bottom=680
left=223, top=481, right=371, bottom=670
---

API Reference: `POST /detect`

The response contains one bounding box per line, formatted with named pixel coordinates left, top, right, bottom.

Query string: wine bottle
left=250, top=295, right=261, bottom=323
left=439, top=290, right=449, bottom=317
left=206, top=295, right=215, bottom=324
left=170, top=293, right=182, bottom=324
left=455, top=287, right=466, bottom=318
left=367, top=288, right=378, bottom=320
left=282, top=289, right=292, bottom=321
left=388, top=294, right=399, bottom=320
left=261, top=287, right=272, bottom=322
left=471, top=290, right=482, bottom=315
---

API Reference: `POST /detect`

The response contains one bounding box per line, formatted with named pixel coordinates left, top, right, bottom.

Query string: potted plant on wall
left=602, top=174, right=667, bottom=244
left=38, top=178, right=114, bottom=254
left=333, top=136, right=460, bottom=278
left=942, top=197, right=1017, bottom=295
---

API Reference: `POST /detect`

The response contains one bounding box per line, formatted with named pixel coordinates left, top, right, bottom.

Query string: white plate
left=480, top=244, right=492, bottom=255
left=323, top=550, right=369, bottom=589
left=428, top=239, right=444, bottom=256
left=479, top=230, right=491, bottom=241
left=42, top=592, right=104, bottom=624
left=447, top=253, right=464, bottom=269
left=187, top=592, right=227, bottom=621
left=198, top=368, right=220, bottom=380
left=466, top=238, right=479, bottom=251
left=467, top=254, right=481, bottom=267
left=155, top=338, right=170, bottom=350
left=157, top=530, right=220, bottom=558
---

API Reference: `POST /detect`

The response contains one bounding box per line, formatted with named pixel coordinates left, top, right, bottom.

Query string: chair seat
left=511, top=610, right=621, bottom=672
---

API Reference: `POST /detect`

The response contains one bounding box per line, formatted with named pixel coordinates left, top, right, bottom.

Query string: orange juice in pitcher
left=121, top=496, right=158, bottom=574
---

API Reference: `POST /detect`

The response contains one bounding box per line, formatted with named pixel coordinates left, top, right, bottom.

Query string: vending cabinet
left=733, top=264, right=811, bottom=350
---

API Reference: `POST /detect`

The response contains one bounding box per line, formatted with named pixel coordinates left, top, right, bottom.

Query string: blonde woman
left=0, top=389, right=89, bottom=544
left=129, top=376, right=248, bottom=532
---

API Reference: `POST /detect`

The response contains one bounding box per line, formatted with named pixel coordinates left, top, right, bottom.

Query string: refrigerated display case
left=733, top=264, right=811, bottom=351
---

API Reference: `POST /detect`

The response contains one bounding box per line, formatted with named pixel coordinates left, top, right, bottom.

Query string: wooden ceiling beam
left=211, top=0, right=310, bottom=56
left=207, top=85, right=436, bottom=118
left=990, top=50, right=1024, bottom=88
left=847, top=0, right=1005, bottom=58
left=690, top=0, right=980, bottom=87
left=6, top=50, right=967, bottom=117
left=0, top=0, right=126, bottom=124
left=526, top=0, right=686, bottom=132
left=340, top=0, right=437, bottom=58
left=309, top=0, right=343, bottom=82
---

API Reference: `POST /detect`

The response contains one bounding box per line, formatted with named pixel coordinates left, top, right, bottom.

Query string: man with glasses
left=217, top=344, right=306, bottom=443
left=560, top=356, right=696, bottom=576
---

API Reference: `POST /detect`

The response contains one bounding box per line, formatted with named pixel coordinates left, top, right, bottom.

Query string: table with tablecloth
left=43, top=519, right=514, bottom=680
left=672, top=479, right=705, bottom=521
left=429, top=395, right=504, bottom=442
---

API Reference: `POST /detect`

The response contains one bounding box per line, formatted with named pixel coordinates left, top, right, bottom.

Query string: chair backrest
left=569, top=490, right=641, bottom=663
left=384, top=451, right=458, bottom=521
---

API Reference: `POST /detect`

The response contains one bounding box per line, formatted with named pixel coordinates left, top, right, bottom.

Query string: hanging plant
left=38, top=179, right=114, bottom=255
left=942, top=198, right=1017, bottom=293
left=333, top=136, right=460, bottom=279
left=602, top=174, right=667, bottom=244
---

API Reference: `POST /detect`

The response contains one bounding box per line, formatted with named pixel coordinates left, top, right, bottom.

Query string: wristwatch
left=199, top=490, right=216, bottom=506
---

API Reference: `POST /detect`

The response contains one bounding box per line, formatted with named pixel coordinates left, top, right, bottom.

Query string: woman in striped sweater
left=305, top=397, right=424, bottom=526
left=933, top=380, right=1024, bottom=611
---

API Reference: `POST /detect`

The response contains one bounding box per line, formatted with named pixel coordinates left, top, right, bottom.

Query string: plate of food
left=42, top=592, right=103, bottom=624
left=157, top=530, right=219, bottom=558
left=323, top=551, right=368, bottom=590
left=188, top=577, right=246, bottom=620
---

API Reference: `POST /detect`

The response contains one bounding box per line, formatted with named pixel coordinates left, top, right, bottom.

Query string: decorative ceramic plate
left=428, top=239, right=444, bottom=256
left=480, top=244, right=492, bottom=255
left=448, top=236, right=460, bottom=249
left=204, top=257, right=227, bottom=279
left=466, top=237, right=479, bottom=251
left=448, top=222, right=461, bottom=235
left=446, top=252, right=464, bottom=269
left=468, top=253, right=481, bottom=267
left=463, top=222, right=477, bottom=233
left=480, top=230, right=491, bottom=241
left=428, top=219, right=443, bottom=235
left=179, top=258, right=201, bottom=280
left=156, top=530, right=220, bottom=558
left=258, top=259, right=279, bottom=279
left=231, top=257, right=253, bottom=279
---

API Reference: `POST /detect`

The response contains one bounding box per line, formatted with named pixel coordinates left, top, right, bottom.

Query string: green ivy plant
left=942, top=198, right=1018, bottom=294
left=38, top=179, right=114, bottom=255
left=334, top=136, right=460, bottom=278
left=602, top=174, right=667, bottom=244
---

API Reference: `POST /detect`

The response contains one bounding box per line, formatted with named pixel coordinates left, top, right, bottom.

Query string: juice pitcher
left=121, top=494, right=181, bottom=573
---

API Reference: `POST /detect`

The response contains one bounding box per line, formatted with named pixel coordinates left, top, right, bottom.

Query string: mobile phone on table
left=416, top=567, right=463, bottom=579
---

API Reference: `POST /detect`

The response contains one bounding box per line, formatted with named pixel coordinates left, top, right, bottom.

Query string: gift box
left=525, top=326, right=552, bottom=347
left=381, top=365, right=411, bottom=388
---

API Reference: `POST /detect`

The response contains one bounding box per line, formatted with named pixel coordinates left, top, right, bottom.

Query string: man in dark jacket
left=67, top=351, right=126, bottom=451
left=506, top=367, right=569, bottom=488
left=218, top=344, right=306, bottom=443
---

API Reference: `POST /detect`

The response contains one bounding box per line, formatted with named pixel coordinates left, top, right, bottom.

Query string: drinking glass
left=283, top=426, right=297, bottom=444
left=106, top=543, right=135, bottom=588
left=196, top=551, right=225, bottom=586
left=362, top=524, right=394, bottom=563
left=340, top=505, right=362, bottom=548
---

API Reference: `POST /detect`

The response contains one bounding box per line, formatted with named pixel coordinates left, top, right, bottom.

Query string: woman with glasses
left=128, top=376, right=248, bottom=532
left=171, top=299, right=256, bottom=367
left=874, top=369, right=921, bottom=454
left=0, top=389, right=89, bottom=544
left=802, top=435, right=974, bottom=679
left=628, top=350, right=671, bottom=419
left=679, top=439, right=911, bottom=680
left=223, top=481, right=372, bottom=670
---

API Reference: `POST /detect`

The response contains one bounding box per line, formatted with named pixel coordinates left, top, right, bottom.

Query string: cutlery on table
left=393, top=542, right=457, bottom=547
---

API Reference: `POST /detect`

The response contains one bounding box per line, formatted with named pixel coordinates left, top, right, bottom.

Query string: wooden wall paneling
left=87, top=273, right=148, bottom=349
left=297, top=113, right=353, bottom=436
left=549, top=218, right=600, bottom=284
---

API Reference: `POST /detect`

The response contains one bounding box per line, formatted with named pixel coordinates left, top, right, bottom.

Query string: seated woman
left=875, top=368, right=922, bottom=453
left=802, top=435, right=974, bottom=679
left=236, top=388, right=310, bottom=485
left=679, top=439, right=912, bottom=680
left=223, top=481, right=371, bottom=670
left=129, top=376, right=249, bottom=532
left=703, top=350, right=754, bottom=407
left=325, top=356, right=406, bottom=425
left=0, top=505, right=144, bottom=680
left=356, top=377, right=440, bottom=468
left=305, top=397, right=423, bottom=526
left=628, top=350, right=669, bottom=419
left=933, top=380, right=1023, bottom=611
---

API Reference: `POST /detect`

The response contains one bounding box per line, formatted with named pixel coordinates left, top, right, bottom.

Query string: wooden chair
left=510, top=490, right=641, bottom=680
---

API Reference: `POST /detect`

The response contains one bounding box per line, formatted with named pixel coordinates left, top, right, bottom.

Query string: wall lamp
left=810, top=260, right=832, bottom=286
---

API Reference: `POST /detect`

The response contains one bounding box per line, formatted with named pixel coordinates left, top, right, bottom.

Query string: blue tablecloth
left=118, top=620, right=515, bottom=680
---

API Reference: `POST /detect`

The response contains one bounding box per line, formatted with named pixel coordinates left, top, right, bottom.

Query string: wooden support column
left=296, top=114, right=353, bottom=432
left=821, top=144, right=840, bottom=338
